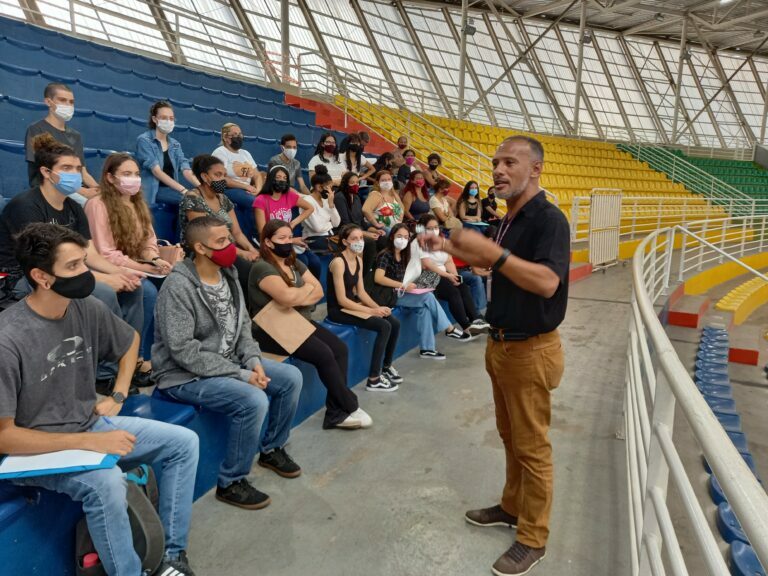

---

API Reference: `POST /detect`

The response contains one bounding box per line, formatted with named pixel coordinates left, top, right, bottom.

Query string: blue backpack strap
left=124, top=464, right=150, bottom=487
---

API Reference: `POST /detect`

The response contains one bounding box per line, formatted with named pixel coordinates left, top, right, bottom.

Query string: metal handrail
left=628, top=217, right=768, bottom=575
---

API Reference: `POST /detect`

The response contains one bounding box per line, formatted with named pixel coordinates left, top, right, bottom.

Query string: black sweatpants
left=434, top=276, right=478, bottom=330
left=327, top=309, right=401, bottom=378
left=256, top=321, right=358, bottom=428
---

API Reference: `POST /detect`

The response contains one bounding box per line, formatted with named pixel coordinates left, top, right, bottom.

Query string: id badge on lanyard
left=488, top=216, right=514, bottom=303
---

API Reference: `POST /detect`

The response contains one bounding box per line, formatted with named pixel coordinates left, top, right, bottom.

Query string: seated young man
left=152, top=215, right=303, bottom=510
left=24, top=82, right=99, bottom=203
left=0, top=223, right=199, bottom=576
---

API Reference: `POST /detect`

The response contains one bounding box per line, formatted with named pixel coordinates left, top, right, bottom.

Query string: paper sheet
left=0, top=450, right=114, bottom=477
left=407, top=288, right=435, bottom=295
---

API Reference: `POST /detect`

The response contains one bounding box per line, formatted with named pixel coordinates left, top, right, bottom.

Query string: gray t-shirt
left=202, top=273, right=237, bottom=359
left=268, top=154, right=302, bottom=188
left=25, top=119, right=86, bottom=186
left=0, top=297, right=135, bottom=433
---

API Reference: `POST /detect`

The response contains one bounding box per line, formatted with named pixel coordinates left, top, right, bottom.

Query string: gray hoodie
left=152, top=258, right=262, bottom=390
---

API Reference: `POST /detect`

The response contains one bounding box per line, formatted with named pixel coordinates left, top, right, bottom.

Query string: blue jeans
left=460, top=270, right=487, bottom=312
left=296, top=249, right=322, bottom=280
left=156, top=186, right=184, bottom=208
left=14, top=278, right=143, bottom=379
left=12, top=416, right=199, bottom=576
left=162, top=359, right=302, bottom=487
left=397, top=292, right=452, bottom=351
left=140, top=278, right=158, bottom=360
left=224, top=187, right=257, bottom=242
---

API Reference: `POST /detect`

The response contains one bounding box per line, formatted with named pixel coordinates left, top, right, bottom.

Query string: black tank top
left=326, top=254, right=360, bottom=311
left=465, top=199, right=480, bottom=217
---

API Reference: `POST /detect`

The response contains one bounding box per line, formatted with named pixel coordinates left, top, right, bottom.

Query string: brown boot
left=492, top=542, right=546, bottom=576
left=464, top=504, right=518, bottom=528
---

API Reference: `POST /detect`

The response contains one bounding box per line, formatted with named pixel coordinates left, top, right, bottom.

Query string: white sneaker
left=351, top=408, right=373, bottom=428
left=335, top=415, right=363, bottom=429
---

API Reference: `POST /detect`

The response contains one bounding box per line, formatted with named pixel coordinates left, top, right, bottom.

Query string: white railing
left=627, top=216, right=768, bottom=575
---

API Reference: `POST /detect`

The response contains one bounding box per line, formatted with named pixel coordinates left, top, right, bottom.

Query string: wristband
left=491, top=248, right=511, bottom=272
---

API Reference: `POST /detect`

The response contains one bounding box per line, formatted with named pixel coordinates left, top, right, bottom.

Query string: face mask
left=117, top=176, right=141, bottom=196
left=229, top=135, right=243, bottom=150
left=348, top=144, right=361, bottom=153
left=273, top=180, right=289, bottom=193
left=469, top=188, right=479, bottom=197
left=379, top=180, right=393, bottom=192
left=429, top=162, right=439, bottom=169
left=414, top=179, right=425, bottom=187
left=405, top=157, right=415, bottom=166
left=323, top=144, right=336, bottom=154
left=282, top=147, right=297, bottom=160
left=203, top=242, right=237, bottom=268
left=349, top=240, right=365, bottom=254
left=156, top=119, right=174, bottom=134
left=428, top=229, right=441, bottom=237
left=51, top=270, right=95, bottom=299
left=320, top=190, right=329, bottom=199
left=348, top=184, right=360, bottom=195
left=53, top=104, right=74, bottom=122
left=209, top=179, right=228, bottom=194
left=271, top=241, right=294, bottom=259
left=488, top=193, right=495, bottom=200
left=398, top=143, right=407, bottom=150
left=393, top=237, right=409, bottom=251
left=51, top=171, right=82, bottom=196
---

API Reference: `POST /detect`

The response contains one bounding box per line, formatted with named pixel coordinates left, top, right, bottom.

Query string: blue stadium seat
left=704, top=451, right=756, bottom=476
left=730, top=541, right=767, bottom=576
left=717, top=502, right=748, bottom=544
left=696, top=350, right=728, bottom=363
left=0, top=139, right=29, bottom=198
left=121, top=392, right=198, bottom=427
left=699, top=384, right=733, bottom=399
left=694, top=359, right=729, bottom=375
left=703, top=395, right=737, bottom=413
left=714, top=410, right=742, bottom=433
left=695, top=372, right=730, bottom=387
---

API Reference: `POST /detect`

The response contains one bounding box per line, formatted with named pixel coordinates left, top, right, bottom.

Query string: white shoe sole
left=420, top=355, right=447, bottom=360
left=491, top=553, right=545, bottom=576
left=366, top=384, right=400, bottom=392
left=464, top=516, right=517, bottom=529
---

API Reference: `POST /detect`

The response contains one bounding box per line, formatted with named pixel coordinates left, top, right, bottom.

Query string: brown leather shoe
left=492, top=542, right=546, bottom=576
left=464, top=504, right=518, bottom=528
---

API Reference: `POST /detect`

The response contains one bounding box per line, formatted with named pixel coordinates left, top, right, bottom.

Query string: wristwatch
left=492, top=248, right=511, bottom=271
left=111, top=391, right=126, bottom=404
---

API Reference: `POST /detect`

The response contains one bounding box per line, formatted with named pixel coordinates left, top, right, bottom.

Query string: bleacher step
left=569, top=263, right=593, bottom=284
left=668, top=295, right=711, bottom=329
left=728, top=324, right=763, bottom=366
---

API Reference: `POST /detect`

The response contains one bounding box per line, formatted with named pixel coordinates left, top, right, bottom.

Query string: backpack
left=75, top=464, right=165, bottom=576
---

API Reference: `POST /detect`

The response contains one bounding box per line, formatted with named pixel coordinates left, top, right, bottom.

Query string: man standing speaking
left=422, top=136, right=569, bottom=576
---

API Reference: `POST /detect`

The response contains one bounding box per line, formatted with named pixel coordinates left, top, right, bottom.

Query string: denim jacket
left=135, top=129, right=191, bottom=204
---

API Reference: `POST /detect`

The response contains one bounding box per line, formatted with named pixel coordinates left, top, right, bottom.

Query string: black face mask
left=348, top=144, right=361, bottom=153
left=209, top=179, right=228, bottom=194
left=320, top=190, right=329, bottom=199
left=271, top=241, right=294, bottom=258
left=51, top=270, right=96, bottom=299
left=429, top=163, right=439, bottom=169
left=272, top=180, right=289, bottom=193
left=488, top=193, right=495, bottom=200
left=229, top=136, right=243, bottom=150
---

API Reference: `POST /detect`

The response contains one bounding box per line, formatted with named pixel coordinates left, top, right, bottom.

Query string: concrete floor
left=185, top=267, right=633, bottom=576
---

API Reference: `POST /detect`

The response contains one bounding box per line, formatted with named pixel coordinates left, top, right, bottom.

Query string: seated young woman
left=401, top=170, right=432, bottom=223
left=418, top=214, right=489, bottom=341
left=85, top=152, right=170, bottom=380
left=429, top=178, right=462, bottom=231
left=253, top=165, right=321, bottom=280
left=457, top=180, right=484, bottom=226
left=179, top=154, right=260, bottom=296
left=248, top=219, right=373, bottom=431
left=362, top=170, right=404, bottom=236
left=334, top=171, right=385, bottom=282
left=327, top=224, right=402, bottom=393
left=373, top=223, right=452, bottom=360
left=300, top=165, right=340, bottom=254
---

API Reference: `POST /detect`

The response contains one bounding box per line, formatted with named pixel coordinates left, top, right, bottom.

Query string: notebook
left=253, top=301, right=317, bottom=354
left=0, top=450, right=120, bottom=479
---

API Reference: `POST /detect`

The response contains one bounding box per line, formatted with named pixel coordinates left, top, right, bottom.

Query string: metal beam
left=441, top=6, right=496, bottom=123
left=617, top=34, right=669, bottom=143
left=281, top=0, right=290, bottom=83
left=393, top=0, right=455, bottom=118
left=671, top=17, right=687, bottom=143
left=463, top=0, right=580, bottom=117
left=295, top=0, right=347, bottom=96
left=17, top=0, right=44, bottom=26
left=481, top=11, right=534, bottom=131
left=653, top=40, right=701, bottom=146
left=144, top=0, right=185, bottom=65
left=457, top=0, right=469, bottom=117
left=349, top=0, right=405, bottom=108
left=748, top=58, right=768, bottom=144
left=572, top=0, right=587, bottom=135
left=552, top=22, right=604, bottom=138
left=685, top=54, right=727, bottom=148
left=708, top=49, right=756, bottom=143
left=228, top=0, right=280, bottom=85
left=517, top=0, right=581, bottom=20
left=592, top=33, right=636, bottom=141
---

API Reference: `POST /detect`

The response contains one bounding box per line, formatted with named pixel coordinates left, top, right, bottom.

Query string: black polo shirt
left=486, top=191, right=570, bottom=335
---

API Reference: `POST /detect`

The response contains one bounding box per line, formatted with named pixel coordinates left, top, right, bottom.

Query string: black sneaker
left=446, top=327, right=464, bottom=340
left=215, top=479, right=271, bottom=510
left=258, top=447, right=302, bottom=478
left=155, top=551, right=195, bottom=576
left=420, top=349, right=446, bottom=360
left=366, top=373, right=399, bottom=392
left=382, top=365, right=404, bottom=384
left=132, top=368, right=153, bottom=388
left=457, top=331, right=478, bottom=342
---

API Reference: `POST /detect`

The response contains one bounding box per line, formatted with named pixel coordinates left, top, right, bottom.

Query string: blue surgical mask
left=469, top=188, right=478, bottom=197
left=51, top=171, right=83, bottom=196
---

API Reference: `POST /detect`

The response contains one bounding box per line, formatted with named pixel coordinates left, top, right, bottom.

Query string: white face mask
left=379, top=180, right=393, bottom=192
left=349, top=240, right=365, bottom=254
left=54, top=104, right=74, bottom=122
left=156, top=119, right=175, bottom=134
left=282, top=147, right=297, bottom=160
left=428, top=228, right=441, bottom=237
left=393, top=237, right=409, bottom=250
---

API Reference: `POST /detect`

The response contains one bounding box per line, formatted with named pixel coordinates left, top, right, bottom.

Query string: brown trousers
left=485, top=330, right=564, bottom=548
